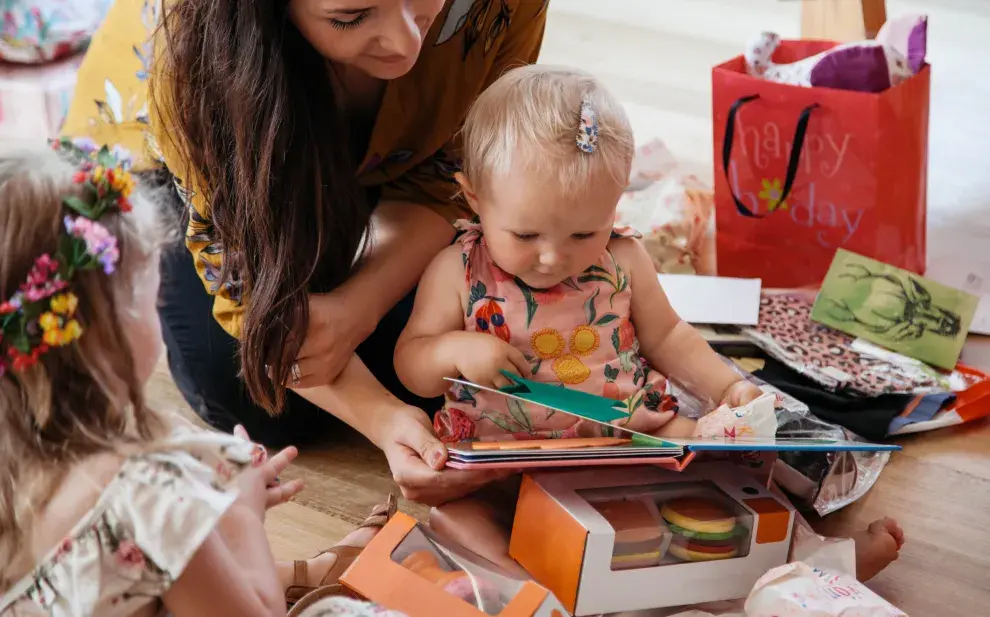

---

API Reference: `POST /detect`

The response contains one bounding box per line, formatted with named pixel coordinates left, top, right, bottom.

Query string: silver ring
left=290, top=362, right=301, bottom=386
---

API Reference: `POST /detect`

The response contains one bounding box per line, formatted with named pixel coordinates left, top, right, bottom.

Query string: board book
left=443, top=373, right=899, bottom=470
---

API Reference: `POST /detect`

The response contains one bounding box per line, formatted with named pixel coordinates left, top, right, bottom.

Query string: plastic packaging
left=0, top=0, right=113, bottom=63
left=580, top=481, right=755, bottom=571
left=391, top=521, right=525, bottom=615
left=668, top=355, right=890, bottom=517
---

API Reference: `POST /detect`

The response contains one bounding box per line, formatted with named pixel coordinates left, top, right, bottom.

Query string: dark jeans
left=156, top=198, right=441, bottom=449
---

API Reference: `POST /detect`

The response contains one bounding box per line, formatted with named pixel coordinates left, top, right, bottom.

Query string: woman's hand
left=450, top=332, right=531, bottom=389
left=377, top=405, right=511, bottom=506
left=292, top=290, right=377, bottom=389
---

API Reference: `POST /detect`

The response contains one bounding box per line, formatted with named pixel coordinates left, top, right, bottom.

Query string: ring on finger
left=291, top=362, right=301, bottom=386
left=267, top=476, right=281, bottom=488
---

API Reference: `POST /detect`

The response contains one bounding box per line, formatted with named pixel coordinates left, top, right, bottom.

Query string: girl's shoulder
left=0, top=428, right=254, bottom=616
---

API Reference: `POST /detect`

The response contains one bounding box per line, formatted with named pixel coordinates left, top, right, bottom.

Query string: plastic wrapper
left=667, top=356, right=890, bottom=517
left=391, top=524, right=524, bottom=615
left=617, top=139, right=716, bottom=275
left=743, top=562, right=906, bottom=617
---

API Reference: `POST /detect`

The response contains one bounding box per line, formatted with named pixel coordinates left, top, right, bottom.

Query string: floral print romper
left=435, top=221, right=678, bottom=443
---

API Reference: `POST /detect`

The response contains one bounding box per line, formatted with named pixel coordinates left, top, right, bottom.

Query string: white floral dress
left=0, top=429, right=255, bottom=617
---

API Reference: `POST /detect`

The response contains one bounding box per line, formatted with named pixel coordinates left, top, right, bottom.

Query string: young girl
left=393, top=65, right=904, bottom=585
left=0, top=141, right=399, bottom=617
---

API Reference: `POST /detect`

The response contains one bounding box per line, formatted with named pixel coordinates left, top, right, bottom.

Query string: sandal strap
left=357, top=493, right=398, bottom=531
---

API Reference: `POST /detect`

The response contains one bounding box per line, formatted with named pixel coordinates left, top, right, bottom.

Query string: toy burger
left=661, top=497, right=743, bottom=562
left=591, top=498, right=670, bottom=570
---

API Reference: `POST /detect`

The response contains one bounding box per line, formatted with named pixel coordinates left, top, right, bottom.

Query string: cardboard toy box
left=509, top=463, right=795, bottom=615
left=341, top=511, right=570, bottom=617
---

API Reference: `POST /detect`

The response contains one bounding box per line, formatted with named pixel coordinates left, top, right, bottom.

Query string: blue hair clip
left=576, top=97, right=599, bottom=154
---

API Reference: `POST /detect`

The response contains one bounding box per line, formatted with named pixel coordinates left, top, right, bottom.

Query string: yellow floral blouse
left=61, top=0, right=549, bottom=338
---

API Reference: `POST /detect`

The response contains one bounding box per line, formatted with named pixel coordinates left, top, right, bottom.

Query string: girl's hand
left=292, top=290, right=376, bottom=389
left=378, top=405, right=511, bottom=506
left=450, top=332, right=531, bottom=389
left=233, top=425, right=305, bottom=512
left=719, top=380, right=765, bottom=408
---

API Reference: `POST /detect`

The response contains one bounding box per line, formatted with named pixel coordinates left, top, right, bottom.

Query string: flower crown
left=0, top=138, right=135, bottom=376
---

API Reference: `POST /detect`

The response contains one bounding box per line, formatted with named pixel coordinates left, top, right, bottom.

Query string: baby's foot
left=852, top=517, right=905, bottom=581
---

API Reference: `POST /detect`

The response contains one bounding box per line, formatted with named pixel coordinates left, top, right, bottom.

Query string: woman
left=61, top=0, right=548, bottom=506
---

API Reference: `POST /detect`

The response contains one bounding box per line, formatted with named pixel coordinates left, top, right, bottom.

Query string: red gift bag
left=712, top=41, right=930, bottom=288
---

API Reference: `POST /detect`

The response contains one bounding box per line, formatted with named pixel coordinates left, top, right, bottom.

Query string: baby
left=393, top=65, right=903, bottom=585
left=395, top=65, right=764, bottom=444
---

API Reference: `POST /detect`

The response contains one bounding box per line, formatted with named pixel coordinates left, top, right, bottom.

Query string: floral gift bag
left=0, top=0, right=112, bottom=63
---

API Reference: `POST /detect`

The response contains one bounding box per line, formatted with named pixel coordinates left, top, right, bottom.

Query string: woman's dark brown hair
left=153, top=1, right=371, bottom=413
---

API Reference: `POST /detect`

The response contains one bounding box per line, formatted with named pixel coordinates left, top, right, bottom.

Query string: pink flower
left=115, top=540, right=146, bottom=570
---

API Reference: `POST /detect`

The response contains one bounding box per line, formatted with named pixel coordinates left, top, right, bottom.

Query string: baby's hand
left=451, top=332, right=531, bottom=389
left=719, top=379, right=764, bottom=408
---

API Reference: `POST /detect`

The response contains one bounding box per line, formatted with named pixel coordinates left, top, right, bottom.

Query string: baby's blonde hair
left=0, top=144, right=170, bottom=584
left=460, top=64, right=634, bottom=197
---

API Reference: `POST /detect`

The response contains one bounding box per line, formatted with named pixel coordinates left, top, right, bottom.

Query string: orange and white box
left=341, top=512, right=570, bottom=617
left=510, top=464, right=795, bottom=615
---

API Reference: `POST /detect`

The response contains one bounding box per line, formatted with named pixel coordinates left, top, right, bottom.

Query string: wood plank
left=801, top=0, right=887, bottom=41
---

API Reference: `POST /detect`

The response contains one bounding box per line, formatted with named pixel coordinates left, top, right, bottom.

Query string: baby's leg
left=429, top=496, right=530, bottom=578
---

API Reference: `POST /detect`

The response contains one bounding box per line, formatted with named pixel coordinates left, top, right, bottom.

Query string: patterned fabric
left=435, top=220, right=677, bottom=442
left=742, top=293, right=943, bottom=397
left=296, top=597, right=408, bottom=617
left=0, top=429, right=255, bottom=617
left=0, top=0, right=111, bottom=63
left=60, top=0, right=549, bottom=339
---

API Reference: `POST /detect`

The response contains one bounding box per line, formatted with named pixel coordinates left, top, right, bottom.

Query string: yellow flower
left=552, top=354, right=592, bottom=385
left=38, top=312, right=60, bottom=332
left=758, top=178, right=789, bottom=212
left=109, top=167, right=135, bottom=197
left=570, top=326, right=600, bottom=356
left=42, top=328, right=63, bottom=347
left=92, top=166, right=105, bottom=184
left=531, top=328, right=565, bottom=360
left=63, top=320, right=83, bottom=342
left=50, top=293, right=78, bottom=316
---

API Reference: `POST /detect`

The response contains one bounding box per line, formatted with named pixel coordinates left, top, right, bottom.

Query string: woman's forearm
left=345, top=201, right=454, bottom=327
left=293, top=354, right=410, bottom=448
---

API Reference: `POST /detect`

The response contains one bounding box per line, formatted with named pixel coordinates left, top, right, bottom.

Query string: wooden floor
left=141, top=1, right=990, bottom=615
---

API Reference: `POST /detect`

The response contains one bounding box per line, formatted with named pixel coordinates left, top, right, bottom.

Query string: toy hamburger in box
left=509, top=464, right=795, bottom=615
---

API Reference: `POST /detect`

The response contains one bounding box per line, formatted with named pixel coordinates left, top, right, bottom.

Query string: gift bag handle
left=721, top=95, right=819, bottom=218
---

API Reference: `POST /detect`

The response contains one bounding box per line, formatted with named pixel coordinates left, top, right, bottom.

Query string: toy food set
left=509, top=464, right=796, bottom=615
left=339, top=511, right=569, bottom=617
left=743, top=562, right=907, bottom=617
left=443, top=373, right=899, bottom=471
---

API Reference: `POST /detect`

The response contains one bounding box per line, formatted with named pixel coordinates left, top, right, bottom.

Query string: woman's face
left=289, top=0, right=446, bottom=80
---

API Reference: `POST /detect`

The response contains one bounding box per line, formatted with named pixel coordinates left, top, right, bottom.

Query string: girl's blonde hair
left=460, top=64, right=634, bottom=197
left=0, top=144, right=169, bottom=583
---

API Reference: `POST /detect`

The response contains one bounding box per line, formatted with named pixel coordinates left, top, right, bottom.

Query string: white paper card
left=925, top=259, right=990, bottom=335
left=658, top=274, right=762, bottom=325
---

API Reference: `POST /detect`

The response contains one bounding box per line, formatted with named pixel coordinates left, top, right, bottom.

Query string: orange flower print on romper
left=467, top=280, right=511, bottom=343
left=434, top=407, right=476, bottom=444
